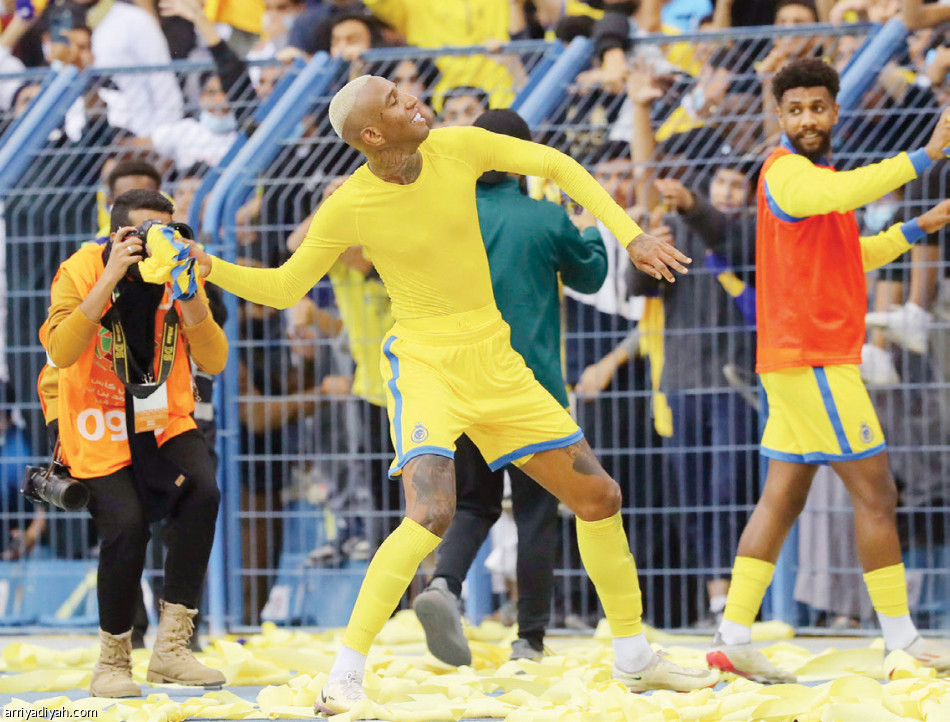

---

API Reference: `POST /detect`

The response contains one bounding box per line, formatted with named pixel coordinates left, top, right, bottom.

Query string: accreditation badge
left=132, top=383, right=169, bottom=433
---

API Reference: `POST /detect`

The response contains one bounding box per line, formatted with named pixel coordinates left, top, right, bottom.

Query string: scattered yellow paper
left=4, top=624, right=950, bottom=721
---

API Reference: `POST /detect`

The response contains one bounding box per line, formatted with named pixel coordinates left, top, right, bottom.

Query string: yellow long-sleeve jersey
left=207, top=126, right=642, bottom=323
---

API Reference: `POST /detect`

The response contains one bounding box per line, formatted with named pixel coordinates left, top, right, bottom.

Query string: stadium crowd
left=1, top=0, right=949, bottom=679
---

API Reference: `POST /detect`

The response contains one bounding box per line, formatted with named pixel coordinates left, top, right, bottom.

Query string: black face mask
left=100, top=243, right=165, bottom=382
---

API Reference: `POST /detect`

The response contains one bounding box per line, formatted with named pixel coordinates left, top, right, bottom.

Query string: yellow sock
left=575, top=512, right=643, bottom=637
left=864, top=563, right=910, bottom=617
left=722, top=556, right=775, bottom=627
left=342, top=518, right=441, bottom=654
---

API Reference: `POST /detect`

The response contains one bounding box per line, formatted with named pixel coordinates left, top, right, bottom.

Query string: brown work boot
left=146, top=601, right=225, bottom=687
left=90, top=628, right=141, bottom=698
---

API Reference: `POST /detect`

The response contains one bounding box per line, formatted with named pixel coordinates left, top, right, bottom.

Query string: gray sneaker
left=412, top=578, right=471, bottom=666
left=510, top=638, right=543, bottom=662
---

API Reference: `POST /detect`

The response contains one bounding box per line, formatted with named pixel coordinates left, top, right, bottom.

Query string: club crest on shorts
left=411, top=423, right=429, bottom=443
left=859, top=423, right=874, bottom=445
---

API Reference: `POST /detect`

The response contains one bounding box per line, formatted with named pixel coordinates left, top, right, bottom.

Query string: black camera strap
left=102, top=305, right=180, bottom=398
left=34, top=440, right=64, bottom=482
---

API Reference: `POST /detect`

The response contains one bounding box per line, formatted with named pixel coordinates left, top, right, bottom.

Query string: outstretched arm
left=467, top=127, right=691, bottom=280
left=192, top=194, right=353, bottom=309
left=192, top=239, right=343, bottom=310
left=472, top=128, right=642, bottom=243
left=766, top=108, right=950, bottom=219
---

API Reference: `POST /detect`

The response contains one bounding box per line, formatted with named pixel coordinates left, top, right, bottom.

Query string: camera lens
left=58, top=481, right=90, bottom=511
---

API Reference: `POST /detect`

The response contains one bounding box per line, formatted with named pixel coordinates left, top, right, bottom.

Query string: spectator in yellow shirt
left=364, top=0, right=515, bottom=109
left=203, top=0, right=264, bottom=56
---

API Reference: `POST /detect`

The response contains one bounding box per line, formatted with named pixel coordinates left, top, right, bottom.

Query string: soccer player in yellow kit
left=189, top=74, right=719, bottom=714
left=706, top=58, right=950, bottom=683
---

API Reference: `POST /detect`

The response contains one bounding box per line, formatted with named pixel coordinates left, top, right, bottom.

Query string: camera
left=21, top=460, right=89, bottom=511
left=119, top=220, right=195, bottom=272
left=129, top=219, right=195, bottom=243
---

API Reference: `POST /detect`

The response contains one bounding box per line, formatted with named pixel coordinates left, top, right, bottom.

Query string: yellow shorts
left=380, top=304, right=582, bottom=476
left=760, top=364, right=885, bottom=464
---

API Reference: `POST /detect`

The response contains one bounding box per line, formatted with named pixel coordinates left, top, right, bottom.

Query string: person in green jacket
left=412, top=108, right=608, bottom=664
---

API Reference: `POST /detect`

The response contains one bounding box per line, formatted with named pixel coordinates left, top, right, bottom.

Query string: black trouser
left=84, top=430, right=220, bottom=635
left=433, top=434, right=558, bottom=649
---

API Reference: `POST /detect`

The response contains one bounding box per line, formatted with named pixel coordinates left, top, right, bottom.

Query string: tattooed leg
left=521, top=439, right=622, bottom=522
left=402, top=454, right=457, bottom=536
left=559, top=439, right=613, bottom=479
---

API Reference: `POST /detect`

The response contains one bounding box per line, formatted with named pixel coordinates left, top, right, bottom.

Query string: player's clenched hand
left=626, top=231, right=691, bottom=282
left=185, top=239, right=213, bottom=278
left=924, top=107, right=950, bottom=161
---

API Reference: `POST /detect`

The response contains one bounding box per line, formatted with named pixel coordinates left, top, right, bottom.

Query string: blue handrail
left=838, top=18, right=908, bottom=111
left=511, top=41, right=563, bottom=113
left=518, top=37, right=593, bottom=129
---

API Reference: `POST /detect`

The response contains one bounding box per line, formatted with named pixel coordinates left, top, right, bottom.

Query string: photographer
left=40, top=189, right=227, bottom=698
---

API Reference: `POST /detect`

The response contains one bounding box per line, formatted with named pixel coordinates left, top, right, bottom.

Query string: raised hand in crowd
left=10, top=0, right=35, bottom=20
left=568, top=206, right=598, bottom=232
left=159, top=0, right=228, bottom=56
left=916, top=197, right=950, bottom=233
left=625, top=57, right=663, bottom=107
left=575, top=347, right=626, bottom=398
left=924, top=106, right=950, bottom=160
left=320, top=375, right=353, bottom=396
left=2, top=508, right=45, bottom=561
left=654, top=178, right=695, bottom=212
left=576, top=47, right=629, bottom=95
left=158, top=0, right=203, bottom=24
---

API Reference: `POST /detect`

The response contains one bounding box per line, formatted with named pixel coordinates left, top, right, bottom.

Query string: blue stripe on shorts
left=382, top=336, right=403, bottom=458
left=813, top=367, right=852, bottom=455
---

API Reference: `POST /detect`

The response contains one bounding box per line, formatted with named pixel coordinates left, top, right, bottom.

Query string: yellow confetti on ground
left=2, top=615, right=949, bottom=721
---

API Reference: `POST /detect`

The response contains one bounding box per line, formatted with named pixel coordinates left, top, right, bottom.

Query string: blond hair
left=329, top=75, right=373, bottom=139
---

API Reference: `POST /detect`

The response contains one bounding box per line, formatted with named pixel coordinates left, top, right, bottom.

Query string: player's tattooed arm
left=403, top=455, right=456, bottom=536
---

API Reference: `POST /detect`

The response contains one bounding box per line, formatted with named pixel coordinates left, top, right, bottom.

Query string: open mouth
left=411, top=111, right=424, bottom=123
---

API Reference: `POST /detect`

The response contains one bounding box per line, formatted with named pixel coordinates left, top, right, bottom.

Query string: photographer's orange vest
left=45, top=244, right=197, bottom=479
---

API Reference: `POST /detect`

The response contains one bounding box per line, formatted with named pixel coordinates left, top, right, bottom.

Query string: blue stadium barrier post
left=837, top=18, right=908, bottom=112
left=202, top=52, right=341, bottom=627
left=205, top=371, right=227, bottom=638
left=464, top=541, right=493, bottom=625
left=517, top=36, right=594, bottom=129
left=509, top=40, right=562, bottom=112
